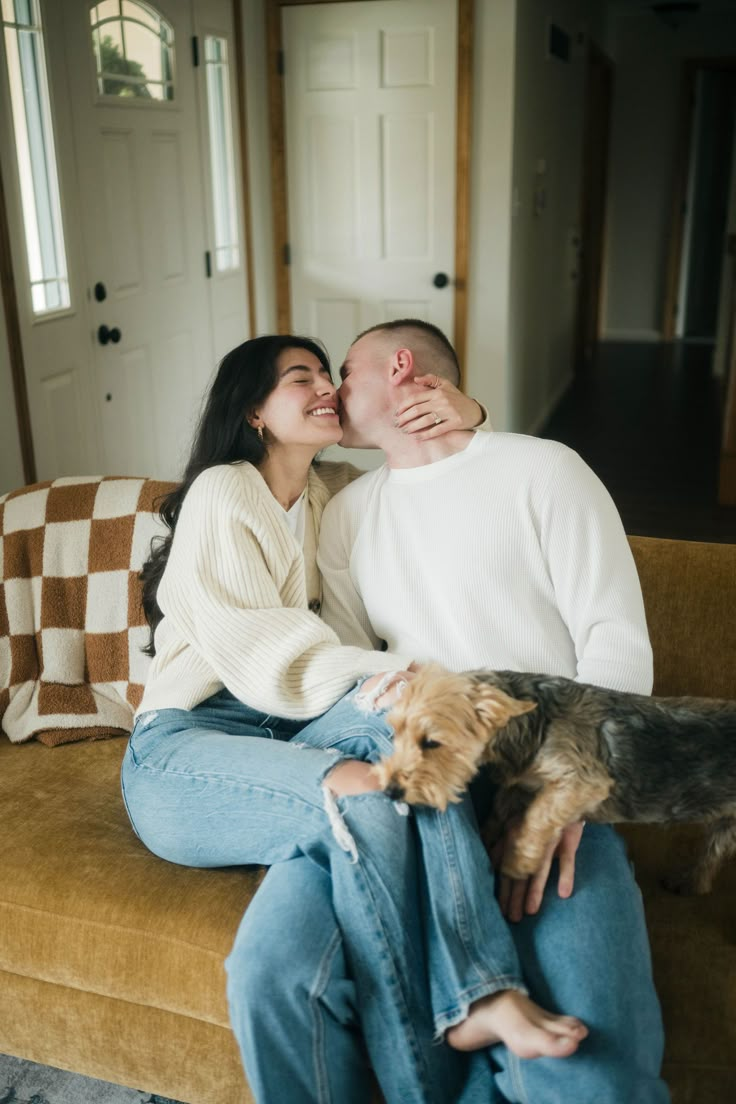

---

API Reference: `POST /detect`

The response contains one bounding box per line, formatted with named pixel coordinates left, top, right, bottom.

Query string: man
left=227, top=320, right=669, bottom=1104
left=312, top=319, right=669, bottom=1102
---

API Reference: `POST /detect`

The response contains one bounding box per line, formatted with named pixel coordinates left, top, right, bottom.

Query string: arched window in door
left=90, top=1, right=174, bottom=101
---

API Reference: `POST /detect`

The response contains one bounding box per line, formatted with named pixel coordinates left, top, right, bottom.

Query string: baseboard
left=600, top=329, right=662, bottom=343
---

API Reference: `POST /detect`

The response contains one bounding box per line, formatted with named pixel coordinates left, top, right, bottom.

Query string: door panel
left=284, top=0, right=457, bottom=357
left=283, top=0, right=457, bottom=470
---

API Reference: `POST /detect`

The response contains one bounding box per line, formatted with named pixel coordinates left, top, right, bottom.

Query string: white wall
left=603, top=7, right=736, bottom=340
left=463, top=0, right=517, bottom=428
left=0, top=296, right=25, bottom=494
left=506, top=0, right=608, bottom=432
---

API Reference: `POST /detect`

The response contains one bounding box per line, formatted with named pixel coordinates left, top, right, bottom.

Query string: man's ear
left=389, top=348, right=415, bottom=386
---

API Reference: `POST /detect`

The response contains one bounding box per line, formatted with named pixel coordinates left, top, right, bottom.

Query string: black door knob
left=98, top=325, right=121, bottom=345
left=94, top=281, right=107, bottom=302
left=433, top=272, right=450, bottom=289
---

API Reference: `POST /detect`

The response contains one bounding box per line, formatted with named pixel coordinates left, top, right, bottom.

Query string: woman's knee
left=324, top=758, right=382, bottom=796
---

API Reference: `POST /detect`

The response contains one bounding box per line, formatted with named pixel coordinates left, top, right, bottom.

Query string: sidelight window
left=2, top=0, right=70, bottom=315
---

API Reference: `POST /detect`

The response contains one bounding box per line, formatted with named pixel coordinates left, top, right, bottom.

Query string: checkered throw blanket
left=0, top=476, right=173, bottom=745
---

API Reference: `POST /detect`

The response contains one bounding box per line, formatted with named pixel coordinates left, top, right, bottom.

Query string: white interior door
left=283, top=0, right=457, bottom=375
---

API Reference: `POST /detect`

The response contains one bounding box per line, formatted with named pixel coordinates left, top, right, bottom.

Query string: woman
left=120, top=335, right=587, bottom=1104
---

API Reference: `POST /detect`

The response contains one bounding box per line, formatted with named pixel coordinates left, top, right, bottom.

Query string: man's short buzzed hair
left=354, top=319, right=460, bottom=387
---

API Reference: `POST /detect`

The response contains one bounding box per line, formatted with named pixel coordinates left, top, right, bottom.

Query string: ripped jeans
left=120, top=685, right=669, bottom=1104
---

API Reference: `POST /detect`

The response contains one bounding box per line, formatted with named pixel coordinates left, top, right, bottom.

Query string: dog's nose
left=385, top=781, right=405, bottom=801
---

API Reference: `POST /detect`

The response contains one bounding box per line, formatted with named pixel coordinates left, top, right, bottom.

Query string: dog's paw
left=500, top=847, right=541, bottom=881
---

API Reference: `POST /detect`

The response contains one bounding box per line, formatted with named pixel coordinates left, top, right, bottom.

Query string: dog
left=373, top=665, right=736, bottom=895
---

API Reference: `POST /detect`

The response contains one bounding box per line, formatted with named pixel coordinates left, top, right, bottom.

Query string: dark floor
left=541, top=341, right=736, bottom=544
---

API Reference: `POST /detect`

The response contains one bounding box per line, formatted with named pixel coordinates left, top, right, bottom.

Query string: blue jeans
left=120, top=686, right=669, bottom=1104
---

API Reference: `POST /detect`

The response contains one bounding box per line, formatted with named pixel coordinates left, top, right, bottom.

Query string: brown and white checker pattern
left=0, top=476, right=173, bottom=745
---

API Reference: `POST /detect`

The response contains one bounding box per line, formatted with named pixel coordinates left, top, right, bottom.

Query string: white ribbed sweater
left=137, top=461, right=411, bottom=719
left=318, top=432, right=653, bottom=694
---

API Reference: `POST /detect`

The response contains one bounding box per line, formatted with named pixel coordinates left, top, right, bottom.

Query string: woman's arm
left=157, top=467, right=411, bottom=718
left=394, top=375, right=491, bottom=438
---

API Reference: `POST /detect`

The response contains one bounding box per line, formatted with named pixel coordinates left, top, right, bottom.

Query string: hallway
left=541, top=342, right=736, bottom=544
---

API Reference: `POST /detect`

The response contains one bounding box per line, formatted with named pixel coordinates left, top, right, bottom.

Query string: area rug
left=0, top=1053, right=183, bottom=1104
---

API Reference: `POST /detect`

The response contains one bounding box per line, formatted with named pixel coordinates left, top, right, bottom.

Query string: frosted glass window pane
left=90, top=1, right=174, bottom=101
left=204, top=35, right=239, bottom=273
left=122, top=0, right=157, bottom=33
left=2, top=2, right=71, bottom=314
left=125, top=20, right=162, bottom=83
left=3, top=0, right=34, bottom=26
left=92, top=2, right=120, bottom=23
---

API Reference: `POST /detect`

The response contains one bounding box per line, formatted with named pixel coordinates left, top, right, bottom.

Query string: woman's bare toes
left=446, top=991, right=588, bottom=1058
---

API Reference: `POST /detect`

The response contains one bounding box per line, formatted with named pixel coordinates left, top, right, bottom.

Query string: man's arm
left=498, top=446, right=652, bottom=921
left=539, top=447, right=653, bottom=694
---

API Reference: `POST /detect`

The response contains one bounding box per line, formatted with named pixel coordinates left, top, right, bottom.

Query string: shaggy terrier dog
left=374, top=666, right=736, bottom=895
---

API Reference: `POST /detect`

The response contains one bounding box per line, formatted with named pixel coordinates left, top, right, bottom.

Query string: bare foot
left=446, top=991, right=588, bottom=1058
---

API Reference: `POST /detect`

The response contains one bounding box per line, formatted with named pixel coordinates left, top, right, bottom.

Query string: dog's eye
left=420, top=736, right=442, bottom=750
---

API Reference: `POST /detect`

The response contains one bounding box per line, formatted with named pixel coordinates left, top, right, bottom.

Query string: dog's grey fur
left=471, top=670, right=736, bottom=892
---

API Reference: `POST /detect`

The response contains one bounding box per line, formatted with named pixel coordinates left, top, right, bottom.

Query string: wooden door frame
left=718, top=237, right=736, bottom=505
left=266, top=0, right=474, bottom=385
left=0, top=0, right=254, bottom=488
left=662, top=56, right=736, bottom=341
left=233, top=0, right=258, bottom=338
left=0, top=154, right=36, bottom=484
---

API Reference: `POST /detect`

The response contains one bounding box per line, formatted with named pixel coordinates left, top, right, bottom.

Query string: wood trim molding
left=266, top=0, right=291, bottom=332
left=453, top=0, right=472, bottom=387
left=719, top=255, right=736, bottom=505
left=662, top=56, right=736, bottom=341
left=0, top=156, right=36, bottom=485
left=232, top=0, right=257, bottom=336
left=266, top=0, right=473, bottom=380
left=661, top=62, right=697, bottom=341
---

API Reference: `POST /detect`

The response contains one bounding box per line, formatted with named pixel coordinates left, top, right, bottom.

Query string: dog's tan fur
left=376, top=665, right=736, bottom=893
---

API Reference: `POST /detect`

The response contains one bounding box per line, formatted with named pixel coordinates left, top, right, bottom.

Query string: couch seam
left=0, top=962, right=232, bottom=1031
left=0, top=898, right=230, bottom=958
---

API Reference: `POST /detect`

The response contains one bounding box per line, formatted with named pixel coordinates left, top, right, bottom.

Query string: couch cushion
left=0, top=736, right=265, bottom=1025
left=628, top=536, right=736, bottom=699
left=0, top=477, right=173, bottom=744
left=620, top=822, right=736, bottom=1078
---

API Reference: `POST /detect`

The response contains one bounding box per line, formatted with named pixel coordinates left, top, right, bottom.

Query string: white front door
left=2, top=0, right=249, bottom=482
left=62, top=0, right=217, bottom=479
left=283, top=0, right=458, bottom=374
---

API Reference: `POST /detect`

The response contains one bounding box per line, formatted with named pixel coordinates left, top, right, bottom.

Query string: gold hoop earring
left=256, top=425, right=264, bottom=442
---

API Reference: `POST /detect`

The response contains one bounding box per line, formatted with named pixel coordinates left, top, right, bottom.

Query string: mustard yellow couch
left=1, top=527, right=735, bottom=1104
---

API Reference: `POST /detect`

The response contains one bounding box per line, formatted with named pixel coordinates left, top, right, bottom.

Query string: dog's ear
left=469, top=683, right=536, bottom=729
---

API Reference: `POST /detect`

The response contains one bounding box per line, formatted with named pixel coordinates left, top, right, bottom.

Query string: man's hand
left=393, top=375, right=484, bottom=438
left=492, top=821, right=585, bottom=923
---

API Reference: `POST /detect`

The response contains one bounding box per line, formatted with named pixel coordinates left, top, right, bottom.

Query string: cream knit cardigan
left=137, top=460, right=410, bottom=720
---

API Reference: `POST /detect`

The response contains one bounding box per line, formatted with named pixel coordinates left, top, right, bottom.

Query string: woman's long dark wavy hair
left=140, top=334, right=331, bottom=656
